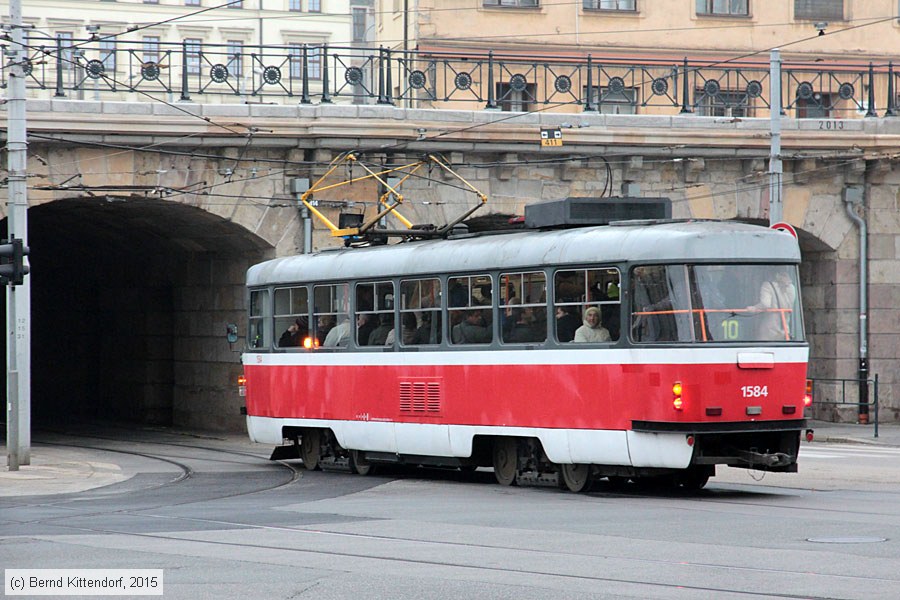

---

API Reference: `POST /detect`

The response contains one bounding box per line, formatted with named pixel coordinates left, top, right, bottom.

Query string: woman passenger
left=574, top=306, right=610, bottom=343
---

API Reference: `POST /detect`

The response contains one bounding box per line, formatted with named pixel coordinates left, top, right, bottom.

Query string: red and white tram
left=241, top=216, right=810, bottom=491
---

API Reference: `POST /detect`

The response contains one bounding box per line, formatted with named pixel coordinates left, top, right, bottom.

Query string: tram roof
left=247, top=221, right=801, bottom=286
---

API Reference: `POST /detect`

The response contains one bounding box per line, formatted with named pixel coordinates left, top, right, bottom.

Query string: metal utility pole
left=291, top=178, right=312, bottom=254
left=769, top=49, right=783, bottom=225
left=5, top=0, right=31, bottom=470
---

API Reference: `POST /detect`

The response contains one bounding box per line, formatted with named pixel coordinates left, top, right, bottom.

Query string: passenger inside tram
left=555, top=305, right=580, bottom=342
left=410, top=311, right=441, bottom=345
left=356, top=313, right=376, bottom=346
left=315, top=314, right=335, bottom=345
left=278, top=317, right=308, bottom=348
left=504, top=305, right=544, bottom=343
left=452, top=309, right=491, bottom=344
left=368, top=313, right=394, bottom=346
left=574, top=306, right=611, bottom=343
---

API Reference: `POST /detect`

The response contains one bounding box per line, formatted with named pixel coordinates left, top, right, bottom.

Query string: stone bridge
left=7, top=99, right=900, bottom=429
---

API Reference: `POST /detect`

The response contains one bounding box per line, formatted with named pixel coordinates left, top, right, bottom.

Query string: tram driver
left=746, top=267, right=797, bottom=340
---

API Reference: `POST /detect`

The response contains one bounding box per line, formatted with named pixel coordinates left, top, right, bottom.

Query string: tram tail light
left=803, top=379, right=814, bottom=407
left=672, top=381, right=684, bottom=411
left=237, top=374, right=247, bottom=397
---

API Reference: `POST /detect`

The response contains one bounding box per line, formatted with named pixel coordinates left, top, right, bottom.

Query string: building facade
left=378, top=1, right=900, bottom=116
left=3, top=0, right=365, bottom=103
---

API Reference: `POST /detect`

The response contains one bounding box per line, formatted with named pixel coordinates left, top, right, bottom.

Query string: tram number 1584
left=741, top=385, right=769, bottom=398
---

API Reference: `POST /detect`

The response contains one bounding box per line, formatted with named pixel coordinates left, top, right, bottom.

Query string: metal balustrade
left=809, top=375, right=880, bottom=438
left=4, top=37, right=900, bottom=117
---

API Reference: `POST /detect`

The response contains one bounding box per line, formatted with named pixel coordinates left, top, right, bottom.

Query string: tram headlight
left=672, top=381, right=684, bottom=411
left=303, top=336, right=315, bottom=349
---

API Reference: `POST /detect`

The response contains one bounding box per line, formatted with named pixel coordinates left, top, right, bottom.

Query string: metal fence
left=809, top=375, right=880, bottom=438
left=5, top=36, right=900, bottom=117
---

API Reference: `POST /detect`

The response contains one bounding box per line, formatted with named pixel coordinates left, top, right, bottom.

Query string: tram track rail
left=4, top=432, right=898, bottom=599
left=14, top=509, right=886, bottom=600
left=0, top=434, right=304, bottom=521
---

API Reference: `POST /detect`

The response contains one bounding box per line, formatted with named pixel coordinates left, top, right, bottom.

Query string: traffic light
left=0, top=236, right=29, bottom=286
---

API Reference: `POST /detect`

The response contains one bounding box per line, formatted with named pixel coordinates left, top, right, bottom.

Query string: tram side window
left=630, top=265, right=693, bottom=343
left=554, top=268, right=620, bottom=343
left=356, top=281, right=394, bottom=346
left=400, top=278, right=442, bottom=346
left=248, top=289, right=269, bottom=349
left=500, top=271, right=547, bottom=344
left=274, top=286, right=309, bottom=348
left=448, top=274, right=493, bottom=345
left=313, top=283, right=350, bottom=348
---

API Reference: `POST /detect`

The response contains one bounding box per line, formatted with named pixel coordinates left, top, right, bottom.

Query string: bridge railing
left=4, top=36, right=900, bottom=117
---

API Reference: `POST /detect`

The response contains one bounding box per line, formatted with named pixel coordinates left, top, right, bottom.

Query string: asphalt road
left=3, top=431, right=900, bottom=600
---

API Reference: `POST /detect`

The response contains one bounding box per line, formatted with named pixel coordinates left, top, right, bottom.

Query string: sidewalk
left=0, top=443, right=129, bottom=497
left=2, top=420, right=897, bottom=498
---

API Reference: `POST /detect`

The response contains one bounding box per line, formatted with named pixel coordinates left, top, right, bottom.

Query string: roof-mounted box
left=524, top=197, right=671, bottom=229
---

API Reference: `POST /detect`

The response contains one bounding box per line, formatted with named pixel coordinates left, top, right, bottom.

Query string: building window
left=289, top=46, right=302, bottom=79
left=307, top=46, right=322, bottom=79
left=308, top=0, right=321, bottom=11
left=99, top=39, right=116, bottom=73
left=585, top=84, right=638, bottom=114
left=185, top=38, right=202, bottom=75
left=695, top=88, right=753, bottom=117
left=794, top=0, right=843, bottom=21
left=228, top=0, right=243, bottom=8
left=796, top=92, right=833, bottom=118
left=226, top=40, right=243, bottom=77
left=142, top=35, right=160, bottom=64
left=583, top=0, right=636, bottom=10
left=696, top=0, right=749, bottom=16
left=484, top=0, right=539, bottom=7
left=144, top=0, right=159, bottom=3
left=497, top=81, right=536, bottom=111
left=352, top=7, right=368, bottom=42
left=185, top=0, right=201, bottom=6
left=289, top=0, right=302, bottom=10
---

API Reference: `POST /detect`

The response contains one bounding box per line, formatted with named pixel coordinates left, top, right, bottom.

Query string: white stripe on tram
left=244, top=346, right=808, bottom=367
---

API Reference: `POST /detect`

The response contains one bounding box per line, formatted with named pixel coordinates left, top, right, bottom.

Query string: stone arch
left=7, top=194, right=277, bottom=431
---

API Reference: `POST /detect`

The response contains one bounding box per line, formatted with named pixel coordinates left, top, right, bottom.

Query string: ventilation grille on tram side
left=399, top=380, right=443, bottom=416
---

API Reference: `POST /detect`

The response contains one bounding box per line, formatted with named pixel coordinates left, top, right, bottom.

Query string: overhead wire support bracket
left=298, top=152, right=489, bottom=244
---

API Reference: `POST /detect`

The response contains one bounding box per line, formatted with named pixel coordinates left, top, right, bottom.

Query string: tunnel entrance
left=6, top=197, right=272, bottom=431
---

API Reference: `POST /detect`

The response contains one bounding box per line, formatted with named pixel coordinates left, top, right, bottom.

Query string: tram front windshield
left=630, top=264, right=804, bottom=343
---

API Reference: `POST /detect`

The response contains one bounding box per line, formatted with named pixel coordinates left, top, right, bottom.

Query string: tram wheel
left=349, top=450, right=373, bottom=476
left=492, top=437, right=518, bottom=486
left=560, top=464, right=591, bottom=493
left=677, top=467, right=711, bottom=490
left=300, top=429, right=322, bottom=471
